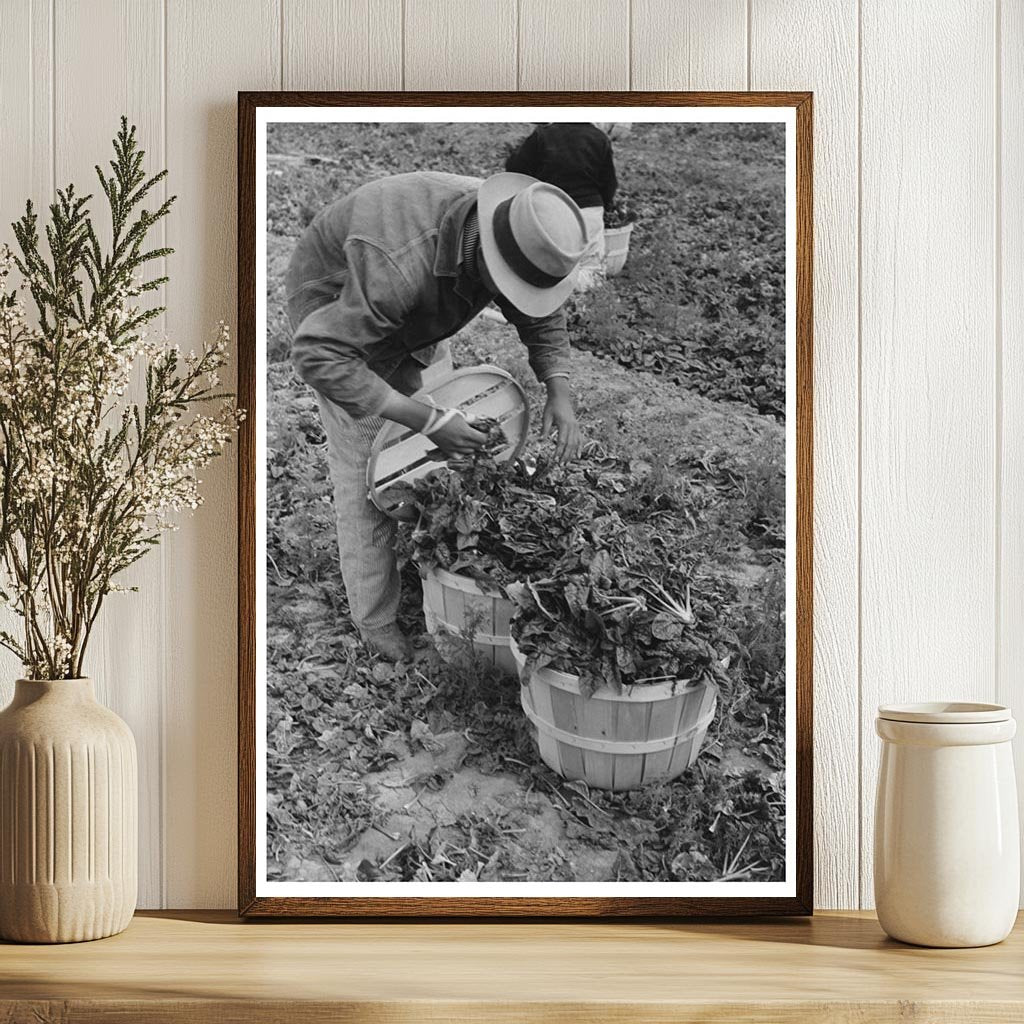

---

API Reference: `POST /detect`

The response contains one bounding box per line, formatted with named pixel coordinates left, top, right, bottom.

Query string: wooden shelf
left=2, top=910, right=1022, bottom=1022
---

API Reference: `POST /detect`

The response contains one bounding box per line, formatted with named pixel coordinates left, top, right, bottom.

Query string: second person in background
left=505, top=122, right=620, bottom=290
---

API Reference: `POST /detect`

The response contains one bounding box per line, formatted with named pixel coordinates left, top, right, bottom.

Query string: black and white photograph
left=246, top=100, right=807, bottom=912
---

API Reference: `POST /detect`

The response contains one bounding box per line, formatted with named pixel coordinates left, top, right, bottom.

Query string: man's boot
left=359, top=623, right=413, bottom=662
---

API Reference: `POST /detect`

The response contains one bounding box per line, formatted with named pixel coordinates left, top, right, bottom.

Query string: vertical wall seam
left=994, top=0, right=1003, bottom=706
left=49, top=0, right=55, bottom=197
left=29, top=0, right=35, bottom=193
left=627, top=0, right=633, bottom=90
left=746, top=0, right=752, bottom=90
left=158, top=0, right=169, bottom=910
left=515, top=0, right=521, bottom=90
left=400, top=0, right=406, bottom=91
left=855, top=0, right=864, bottom=910
left=279, top=0, right=285, bottom=91
left=686, top=2, right=692, bottom=90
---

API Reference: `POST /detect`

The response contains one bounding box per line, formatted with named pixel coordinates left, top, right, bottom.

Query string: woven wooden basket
left=510, top=637, right=718, bottom=792
left=421, top=567, right=517, bottom=675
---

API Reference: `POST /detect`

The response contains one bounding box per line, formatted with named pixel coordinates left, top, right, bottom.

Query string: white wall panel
left=0, top=0, right=1017, bottom=909
left=631, top=0, right=747, bottom=90
left=1000, top=0, right=1024, bottom=895
left=0, top=0, right=51, bottom=232
left=750, top=0, right=860, bottom=910
left=163, top=0, right=280, bottom=909
left=0, top=1, right=52, bottom=696
left=53, top=0, right=167, bottom=909
left=859, top=0, right=998, bottom=907
left=519, top=0, right=630, bottom=90
left=405, top=0, right=517, bottom=90
left=284, top=0, right=402, bottom=90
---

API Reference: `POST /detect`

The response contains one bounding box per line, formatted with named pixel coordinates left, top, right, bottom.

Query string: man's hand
left=430, top=411, right=489, bottom=456
left=542, top=377, right=581, bottom=462
left=379, top=392, right=488, bottom=457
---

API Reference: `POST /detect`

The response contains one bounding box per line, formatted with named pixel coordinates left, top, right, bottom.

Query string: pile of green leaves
left=603, top=194, right=638, bottom=229
left=391, top=452, right=587, bottom=588
left=390, top=441, right=694, bottom=590
left=389, top=438, right=740, bottom=693
left=508, top=519, right=736, bottom=696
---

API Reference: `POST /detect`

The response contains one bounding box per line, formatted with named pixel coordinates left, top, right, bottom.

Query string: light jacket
left=285, top=171, right=571, bottom=420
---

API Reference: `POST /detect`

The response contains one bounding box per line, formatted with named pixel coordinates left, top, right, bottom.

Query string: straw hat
left=477, top=172, right=588, bottom=317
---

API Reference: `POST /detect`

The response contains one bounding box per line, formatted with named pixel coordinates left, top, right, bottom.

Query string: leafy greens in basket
left=389, top=439, right=694, bottom=588
left=507, top=518, right=736, bottom=696
left=388, top=437, right=739, bottom=692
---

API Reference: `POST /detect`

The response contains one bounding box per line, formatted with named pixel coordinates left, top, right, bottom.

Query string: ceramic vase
left=0, top=678, right=137, bottom=943
left=874, top=702, right=1019, bottom=948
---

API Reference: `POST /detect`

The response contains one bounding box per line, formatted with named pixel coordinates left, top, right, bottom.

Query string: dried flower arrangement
left=0, top=119, right=240, bottom=679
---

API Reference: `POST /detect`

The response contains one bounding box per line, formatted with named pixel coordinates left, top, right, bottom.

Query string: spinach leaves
left=391, top=440, right=737, bottom=693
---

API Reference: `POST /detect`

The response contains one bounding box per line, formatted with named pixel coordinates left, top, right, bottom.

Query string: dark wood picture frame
left=238, top=90, right=813, bottom=918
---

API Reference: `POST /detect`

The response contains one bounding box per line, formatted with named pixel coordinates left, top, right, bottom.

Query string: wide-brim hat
left=477, top=172, right=588, bottom=318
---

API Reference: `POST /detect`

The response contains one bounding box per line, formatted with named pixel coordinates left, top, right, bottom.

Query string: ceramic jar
left=0, top=678, right=137, bottom=943
left=874, top=702, right=1019, bottom=948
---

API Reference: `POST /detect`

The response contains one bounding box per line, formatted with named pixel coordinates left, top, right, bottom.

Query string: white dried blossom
left=0, top=121, right=246, bottom=679
left=0, top=245, right=241, bottom=678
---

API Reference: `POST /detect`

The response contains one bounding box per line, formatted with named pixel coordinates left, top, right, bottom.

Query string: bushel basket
left=603, top=222, right=634, bottom=277
left=366, top=364, right=529, bottom=517
left=511, top=637, right=717, bottom=792
left=421, top=567, right=517, bottom=675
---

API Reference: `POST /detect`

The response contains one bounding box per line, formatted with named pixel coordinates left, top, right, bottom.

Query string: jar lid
left=877, top=702, right=1011, bottom=724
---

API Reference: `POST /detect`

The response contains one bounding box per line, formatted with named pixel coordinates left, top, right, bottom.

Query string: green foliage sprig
left=0, top=118, right=240, bottom=679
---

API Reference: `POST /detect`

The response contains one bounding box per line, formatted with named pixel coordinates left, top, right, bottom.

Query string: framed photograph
left=238, top=91, right=812, bottom=917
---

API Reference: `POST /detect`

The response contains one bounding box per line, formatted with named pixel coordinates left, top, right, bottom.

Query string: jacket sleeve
left=599, top=139, right=618, bottom=209
left=505, top=129, right=542, bottom=176
left=290, top=240, right=413, bottom=419
left=494, top=297, right=572, bottom=383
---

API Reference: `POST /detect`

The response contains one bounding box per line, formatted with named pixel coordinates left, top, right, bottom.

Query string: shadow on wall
left=159, top=99, right=241, bottom=906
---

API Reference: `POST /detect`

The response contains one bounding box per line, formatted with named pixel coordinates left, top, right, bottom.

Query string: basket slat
left=421, top=568, right=516, bottom=676
left=421, top=573, right=443, bottom=620
left=667, top=730, right=698, bottom=776
left=640, top=739, right=677, bottom=782
left=640, top=695, right=689, bottom=781
left=611, top=699, right=650, bottom=790
left=680, top=681, right=717, bottom=733
left=575, top=694, right=616, bottom=789
left=524, top=682, right=561, bottom=776
left=548, top=685, right=586, bottom=781
left=444, top=577, right=468, bottom=630
left=494, top=645, right=517, bottom=676
left=644, top=695, right=688, bottom=738
left=493, top=596, right=512, bottom=637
